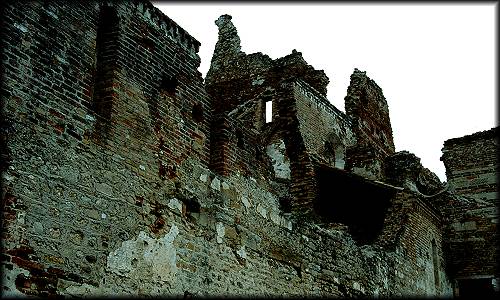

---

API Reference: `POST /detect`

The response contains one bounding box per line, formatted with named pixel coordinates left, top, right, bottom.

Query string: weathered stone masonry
left=440, top=128, right=498, bottom=296
left=1, top=1, right=497, bottom=297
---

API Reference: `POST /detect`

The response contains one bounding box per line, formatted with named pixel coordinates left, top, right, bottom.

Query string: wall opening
left=255, top=146, right=262, bottom=161
left=265, top=100, right=273, bottom=123
left=192, top=103, right=204, bottom=123
left=314, top=164, right=397, bottom=245
left=458, top=278, right=495, bottom=297
left=236, top=130, right=244, bottom=149
left=279, top=197, right=292, bottom=213
left=91, top=4, right=120, bottom=141
left=324, top=141, right=335, bottom=165
left=139, top=37, right=156, bottom=52
left=160, top=74, right=178, bottom=96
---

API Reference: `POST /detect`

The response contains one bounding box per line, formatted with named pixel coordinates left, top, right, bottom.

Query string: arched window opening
left=324, top=140, right=335, bottom=165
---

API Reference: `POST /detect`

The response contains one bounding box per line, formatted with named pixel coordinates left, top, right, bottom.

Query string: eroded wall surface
left=345, top=69, right=395, bottom=180
left=441, top=128, right=498, bottom=203
left=440, top=128, right=498, bottom=290
left=0, top=1, right=476, bottom=297
left=293, top=81, right=354, bottom=169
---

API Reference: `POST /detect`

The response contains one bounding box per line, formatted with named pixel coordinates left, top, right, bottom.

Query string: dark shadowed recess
left=314, top=164, right=398, bottom=245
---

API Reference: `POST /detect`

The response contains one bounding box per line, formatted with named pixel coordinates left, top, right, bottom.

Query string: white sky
left=154, top=3, right=497, bottom=181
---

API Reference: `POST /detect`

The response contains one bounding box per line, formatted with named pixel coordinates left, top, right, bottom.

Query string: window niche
left=192, top=102, right=203, bottom=123
left=236, top=130, right=245, bottom=149
left=324, top=140, right=336, bottom=164
left=91, top=4, right=119, bottom=140
left=160, top=74, right=178, bottom=96
left=255, top=145, right=262, bottom=161
left=265, top=100, right=273, bottom=123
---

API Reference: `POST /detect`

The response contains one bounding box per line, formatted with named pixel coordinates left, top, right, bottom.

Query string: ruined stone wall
left=209, top=114, right=272, bottom=179
left=205, top=14, right=330, bottom=184
left=376, top=192, right=453, bottom=295
left=439, top=128, right=498, bottom=286
left=293, top=80, right=355, bottom=169
left=2, top=1, right=457, bottom=297
left=206, top=16, right=328, bottom=118
left=441, top=127, right=498, bottom=203
left=1, top=0, right=210, bottom=295
left=345, top=69, right=395, bottom=180
left=442, top=197, right=498, bottom=281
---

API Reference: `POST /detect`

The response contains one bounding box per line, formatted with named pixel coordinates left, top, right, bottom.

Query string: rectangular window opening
left=265, top=101, right=273, bottom=123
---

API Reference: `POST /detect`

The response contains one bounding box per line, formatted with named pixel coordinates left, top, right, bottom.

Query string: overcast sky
left=154, top=3, right=496, bottom=181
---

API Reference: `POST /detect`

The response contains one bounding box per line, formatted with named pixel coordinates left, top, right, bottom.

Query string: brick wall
left=0, top=2, right=461, bottom=297
left=345, top=69, right=395, bottom=180
left=1, top=0, right=210, bottom=296
left=377, top=192, right=452, bottom=295
left=439, top=128, right=498, bottom=287
left=441, top=127, right=498, bottom=203
left=209, top=113, right=271, bottom=178
left=293, top=80, right=354, bottom=169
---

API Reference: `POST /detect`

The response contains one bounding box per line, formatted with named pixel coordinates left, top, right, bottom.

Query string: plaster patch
left=2, top=173, right=15, bottom=181
left=266, top=140, right=291, bottom=180
left=353, top=281, right=364, bottom=292
left=252, top=78, right=265, bottom=85
left=211, top=177, right=221, bottom=191
left=257, top=204, right=267, bottom=219
left=216, top=222, right=225, bottom=244
left=270, top=211, right=280, bottom=225
left=63, top=283, right=101, bottom=296
left=241, top=195, right=251, bottom=210
left=236, top=245, right=247, bottom=259
left=168, top=198, right=183, bottom=214
left=106, top=224, right=179, bottom=282
left=199, top=174, right=208, bottom=182
left=1, top=263, right=30, bottom=297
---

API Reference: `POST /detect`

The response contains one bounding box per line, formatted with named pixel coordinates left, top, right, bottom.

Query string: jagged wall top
left=345, top=68, right=395, bottom=154
left=294, top=79, right=351, bottom=127
left=118, top=0, right=201, bottom=56
left=214, top=14, right=243, bottom=56
left=443, top=127, right=498, bottom=147
left=206, top=14, right=246, bottom=81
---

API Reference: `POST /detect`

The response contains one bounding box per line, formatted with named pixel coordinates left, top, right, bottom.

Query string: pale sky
left=154, top=3, right=497, bottom=181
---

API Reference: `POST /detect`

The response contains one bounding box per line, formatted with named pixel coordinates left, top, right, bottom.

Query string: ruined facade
left=1, top=1, right=497, bottom=297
